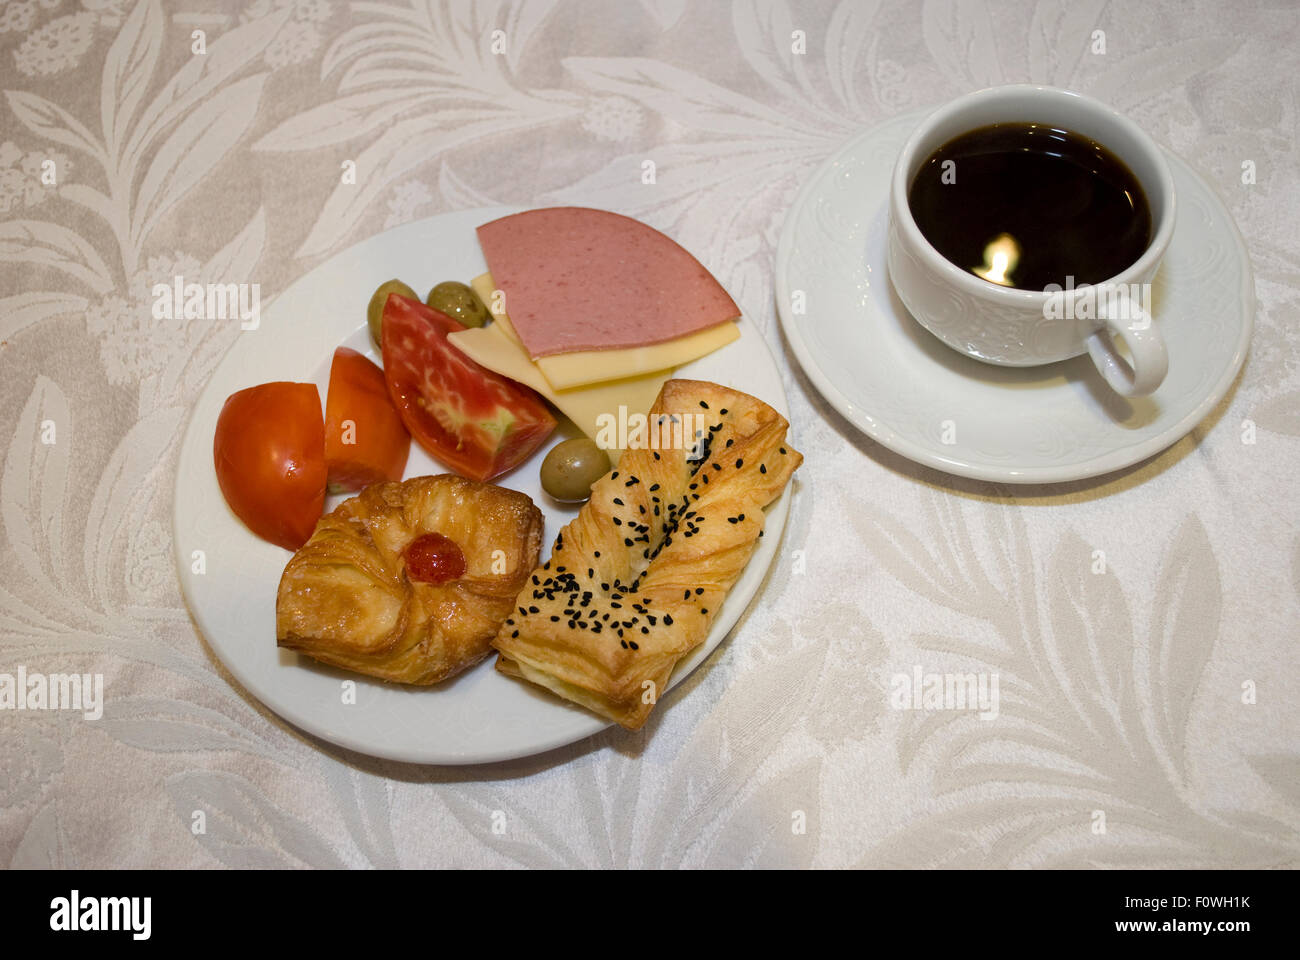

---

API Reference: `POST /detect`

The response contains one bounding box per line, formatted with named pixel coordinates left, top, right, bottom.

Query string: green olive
left=540, top=438, right=611, bottom=503
left=367, top=279, right=418, bottom=347
left=426, top=280, right=489, bottom=328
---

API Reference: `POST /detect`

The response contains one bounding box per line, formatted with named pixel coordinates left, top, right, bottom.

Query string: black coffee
left=908, top=123, right=1151, bottom=291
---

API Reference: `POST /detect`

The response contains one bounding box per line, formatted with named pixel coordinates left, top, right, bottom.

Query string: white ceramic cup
left=887, top=84, right=1174, bottom=397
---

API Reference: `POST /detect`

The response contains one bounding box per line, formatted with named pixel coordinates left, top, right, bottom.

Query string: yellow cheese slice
left=447, top=322, right=671, bottom=465
left=471, top=271, right=740, bottom=390
left=534, top=321, right=739, bottom=389
left=471, top=272, right=521, bottom=344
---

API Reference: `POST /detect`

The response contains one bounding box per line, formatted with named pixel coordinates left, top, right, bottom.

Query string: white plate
left=776, top=110, right=1254, bottom=483
left=173, top=206, right=793, bottom=764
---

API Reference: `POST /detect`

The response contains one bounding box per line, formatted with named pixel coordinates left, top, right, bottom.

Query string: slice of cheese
left=471, top=271, right=740, bottom=390
left=534, top=321, right=739, bottom=389
left=471, top=272, right=521, bottom=343
left=447, top=321, right=671, bottom=465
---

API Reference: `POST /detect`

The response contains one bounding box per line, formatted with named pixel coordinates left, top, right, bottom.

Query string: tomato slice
left=324, top=347, right=410, bottom=492
left=381, top=294, right=556, bottom=481
left=213, top=382, right=326, bottom=550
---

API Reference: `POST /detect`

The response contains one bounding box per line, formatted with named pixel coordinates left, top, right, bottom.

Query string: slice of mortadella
left=476, top=207, right=741, bottom=358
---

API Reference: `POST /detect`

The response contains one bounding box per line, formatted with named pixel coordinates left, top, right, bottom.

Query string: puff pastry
left=492, top=379, right=802, bottom=729
left=277, top=475, right=543, bottom=684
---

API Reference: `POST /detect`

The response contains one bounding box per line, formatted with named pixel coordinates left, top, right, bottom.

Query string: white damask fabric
left=1, top=0, right=1298, bottom=868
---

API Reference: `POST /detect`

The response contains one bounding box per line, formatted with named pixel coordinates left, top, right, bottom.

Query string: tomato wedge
left=324, top=347, right=410, bottom=492
left=213, top=382, right=326, bottom=550
left=381, top=294, right=556, bottom=481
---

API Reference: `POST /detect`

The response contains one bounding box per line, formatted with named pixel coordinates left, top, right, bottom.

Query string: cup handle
left=1085, top=293, right=1167, bottom=397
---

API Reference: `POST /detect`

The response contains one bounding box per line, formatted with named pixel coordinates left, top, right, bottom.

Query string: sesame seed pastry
left=492, top=379, right=803, bottom=730
left=277, top=475, right=543, bottom=685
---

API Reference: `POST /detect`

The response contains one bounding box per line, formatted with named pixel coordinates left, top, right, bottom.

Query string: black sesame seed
left=613, top=517, right=622, bottom=526
left=738, top=514, right=745, bottom=521
left=780, top=447, right=786, bottom=455
left=735, top=458, right=743, bottom=468
left=760, top=464, right=767, bottom=474
left=640, top=626, right=649, bottom=634
left=528, top=605, right=539, bottom=614
left=728, top=517, right=738, bottom=524
left=699, top=400, right=708, bottom=409
left=611, top=471, right=619, bottom=478
left=695, top=588, right=704, bottom=595
left=621, top=639, right=628, bottom=648
left=629, top=641, right=639, bottom=650
left=720, top=408, right=728, bottom=414
left=700, top=608, right=708, bottom=614
left=663, top=613, right=674, bottom=625
left=653, top=451, right=660, bottom=460
left=624, top=537, right=633, bottom=546
left=518, top=606, right=527, bottom=616
left=712, top=463, right=722, bottom=471
left=613, top=497, right=623, bottom=506
left=550, top=615, right=560, bottom=622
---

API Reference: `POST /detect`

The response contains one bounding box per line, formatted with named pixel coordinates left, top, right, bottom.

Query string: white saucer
left=775, top=109, right=1254, bottom=484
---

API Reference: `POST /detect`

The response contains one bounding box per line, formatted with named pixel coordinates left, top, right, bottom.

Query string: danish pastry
left=492, top=379, right=802, bottom=728
left=277, top=475, right=543, bottom=684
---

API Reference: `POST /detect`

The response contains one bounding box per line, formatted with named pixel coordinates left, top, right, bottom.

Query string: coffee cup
left=887, top=84, right=1174, bottom=397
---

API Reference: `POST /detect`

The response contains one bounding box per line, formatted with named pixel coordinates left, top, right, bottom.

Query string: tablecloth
left=1, top=0, right=1298, bottom=868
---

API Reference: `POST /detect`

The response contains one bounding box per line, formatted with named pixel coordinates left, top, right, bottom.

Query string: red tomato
left=324, top=347, right=410, bottom=492
left=213, top=382, right=326, bottom=550
left=381, top=294, right=556, bottom=482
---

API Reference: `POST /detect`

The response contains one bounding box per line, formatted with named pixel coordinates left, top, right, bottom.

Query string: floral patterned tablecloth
left=1, top=0, right=1298, bottom=868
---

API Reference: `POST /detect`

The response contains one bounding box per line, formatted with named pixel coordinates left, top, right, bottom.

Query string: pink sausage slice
left=476, top=207, right=741, bottom=358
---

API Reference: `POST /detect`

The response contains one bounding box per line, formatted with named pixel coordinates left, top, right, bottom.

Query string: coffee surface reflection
left=907, top=123, right=1151, bottom=291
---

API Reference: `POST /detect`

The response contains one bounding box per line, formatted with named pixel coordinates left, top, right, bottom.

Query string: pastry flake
left=277, top=475, right=543, bottom=685
left=492, top=379, right=802, bottom=729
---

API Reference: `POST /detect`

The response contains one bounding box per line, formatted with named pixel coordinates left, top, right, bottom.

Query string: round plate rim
left=173, top=205, right=794, bottom=764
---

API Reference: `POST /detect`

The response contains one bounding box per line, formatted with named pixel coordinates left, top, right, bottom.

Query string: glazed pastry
left=277, top=475, right=543, bottom=684
left=493, top=379, right=802, bottom=729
